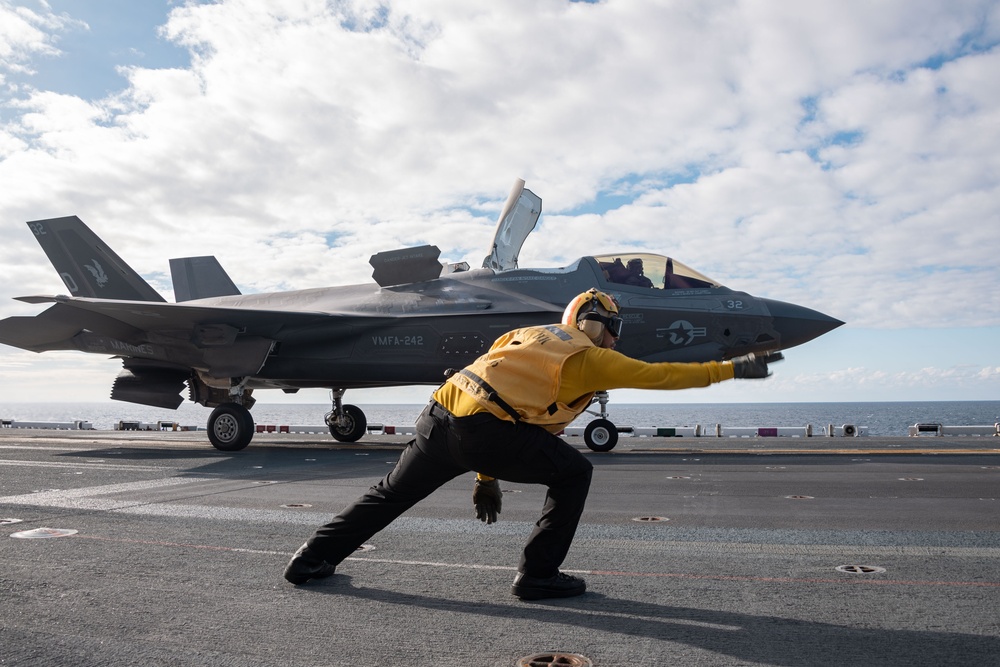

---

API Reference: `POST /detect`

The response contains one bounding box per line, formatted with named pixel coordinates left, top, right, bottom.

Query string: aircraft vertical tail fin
left=169, top=256, right=242, bottom=301
left=26, top=216, right=165, bottom=302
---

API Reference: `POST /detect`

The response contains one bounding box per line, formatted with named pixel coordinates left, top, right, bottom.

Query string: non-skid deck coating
left=1, top=430, right=998, bottom=666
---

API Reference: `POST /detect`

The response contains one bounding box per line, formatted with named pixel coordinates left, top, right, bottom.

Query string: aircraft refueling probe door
left=482, top=178, right=542, bottom=271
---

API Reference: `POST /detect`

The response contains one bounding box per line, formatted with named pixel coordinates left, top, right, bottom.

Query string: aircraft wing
left=0, top=281, right=521, bottom=358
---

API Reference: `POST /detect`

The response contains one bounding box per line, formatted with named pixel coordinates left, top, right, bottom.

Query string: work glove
left=731, top=351, right=784, bottom=379
left=473, top=478, right=502, bottom=524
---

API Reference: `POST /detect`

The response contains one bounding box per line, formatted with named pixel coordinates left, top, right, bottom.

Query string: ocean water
left=1, top=400, right=998, bottom=437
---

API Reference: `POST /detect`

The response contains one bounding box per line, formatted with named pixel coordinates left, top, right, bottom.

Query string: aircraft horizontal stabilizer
left=0, top=303, right=140, bottom=353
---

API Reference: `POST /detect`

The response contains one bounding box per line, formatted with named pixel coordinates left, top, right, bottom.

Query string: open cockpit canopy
left=592, top=253, right=721, bottom=290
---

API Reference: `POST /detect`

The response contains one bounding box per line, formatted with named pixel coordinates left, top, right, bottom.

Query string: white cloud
left=0, top=1, right=85, bottom=78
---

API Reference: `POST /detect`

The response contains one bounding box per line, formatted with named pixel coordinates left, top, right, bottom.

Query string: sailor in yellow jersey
left=285, top=288, right=782, bottom=599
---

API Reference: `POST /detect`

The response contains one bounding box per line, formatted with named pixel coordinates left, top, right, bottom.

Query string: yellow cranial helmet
left=561, top=288, right=623, bottom=343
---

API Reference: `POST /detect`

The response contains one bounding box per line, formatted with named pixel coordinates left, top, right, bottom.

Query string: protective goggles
left=581, top=312, right=624, bottom=338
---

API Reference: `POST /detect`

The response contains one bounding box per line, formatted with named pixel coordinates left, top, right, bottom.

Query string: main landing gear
left=204, top=385, right=369, bottom=451
left=208, top=402, right=255, bottom=452
left=324, top=388, right=368, bottom=442
left=582, top=391, right=619, bottom=452
left=206, top=378, right=257, bottom=452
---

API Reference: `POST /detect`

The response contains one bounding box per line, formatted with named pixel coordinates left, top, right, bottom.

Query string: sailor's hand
left=731, top=352, right=784, bottom=379
left=473, top=478, right=502, bottom=524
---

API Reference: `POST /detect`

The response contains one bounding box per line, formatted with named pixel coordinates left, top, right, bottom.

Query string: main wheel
left=584, top=418, right=618, bottom=452
left=208, top=402, right=255, bottom=451
left=327, top=404, right=367, bottom=442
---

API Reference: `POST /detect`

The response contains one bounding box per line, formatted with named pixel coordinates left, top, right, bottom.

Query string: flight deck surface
left=1, top=430, right=998, bottom=666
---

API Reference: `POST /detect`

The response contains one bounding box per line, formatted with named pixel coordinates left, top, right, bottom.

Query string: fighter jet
left=0, top=179, right=842, bottom=451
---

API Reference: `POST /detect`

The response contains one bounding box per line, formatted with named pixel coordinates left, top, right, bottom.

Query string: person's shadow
left=302, top=576, right=999, bottom=666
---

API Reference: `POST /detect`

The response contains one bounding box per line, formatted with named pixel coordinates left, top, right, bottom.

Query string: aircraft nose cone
left=762, top=298, right=844, bottom=350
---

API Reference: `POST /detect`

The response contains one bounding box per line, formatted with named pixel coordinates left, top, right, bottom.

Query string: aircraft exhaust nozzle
left=761, top=298, right=844, bottom=350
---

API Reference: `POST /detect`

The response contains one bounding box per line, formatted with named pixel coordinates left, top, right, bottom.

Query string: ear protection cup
left=579, top=317, right=605, bottom=343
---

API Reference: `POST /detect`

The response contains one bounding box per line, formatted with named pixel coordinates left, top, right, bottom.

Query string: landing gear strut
left=582, top=391, right=618, bottom=452
left=325, top=389, right=367, bottom=442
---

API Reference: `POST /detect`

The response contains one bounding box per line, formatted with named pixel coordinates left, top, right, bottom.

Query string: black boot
left=511, top=571, right=586, bottom=600
left=284, top=543, right=336, bottom=585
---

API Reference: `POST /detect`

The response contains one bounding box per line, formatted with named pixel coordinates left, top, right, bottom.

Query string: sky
left=0, top=0, right=998, bottom=408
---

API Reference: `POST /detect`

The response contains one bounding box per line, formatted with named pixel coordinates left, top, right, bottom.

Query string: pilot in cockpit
left=623, top=258, right=653, bottom=288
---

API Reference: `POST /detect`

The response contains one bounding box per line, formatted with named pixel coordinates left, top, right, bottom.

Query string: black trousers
left=304, top=402, right=594, bottom=578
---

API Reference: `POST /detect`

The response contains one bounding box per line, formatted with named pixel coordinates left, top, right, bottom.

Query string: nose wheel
left=584, top=418, right=618, bottom=452
left=582, top=390, right=619, bottom=452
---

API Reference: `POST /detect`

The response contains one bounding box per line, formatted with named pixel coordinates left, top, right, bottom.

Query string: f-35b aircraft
left=0, top=180, right=842, bottom=451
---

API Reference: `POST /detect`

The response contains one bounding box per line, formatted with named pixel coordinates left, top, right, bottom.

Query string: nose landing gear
left=582, top=391, right=619, bottom=452
left=325, top=389, right=368, bottom=442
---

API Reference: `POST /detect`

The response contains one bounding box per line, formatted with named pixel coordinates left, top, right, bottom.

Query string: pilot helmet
left=561, top=288, right=623, bottom=344
left=627, top=258, right=643, bottom=272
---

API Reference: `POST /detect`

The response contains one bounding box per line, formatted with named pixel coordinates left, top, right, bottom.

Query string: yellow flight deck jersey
left=433, top=323, right=735, bottom=434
